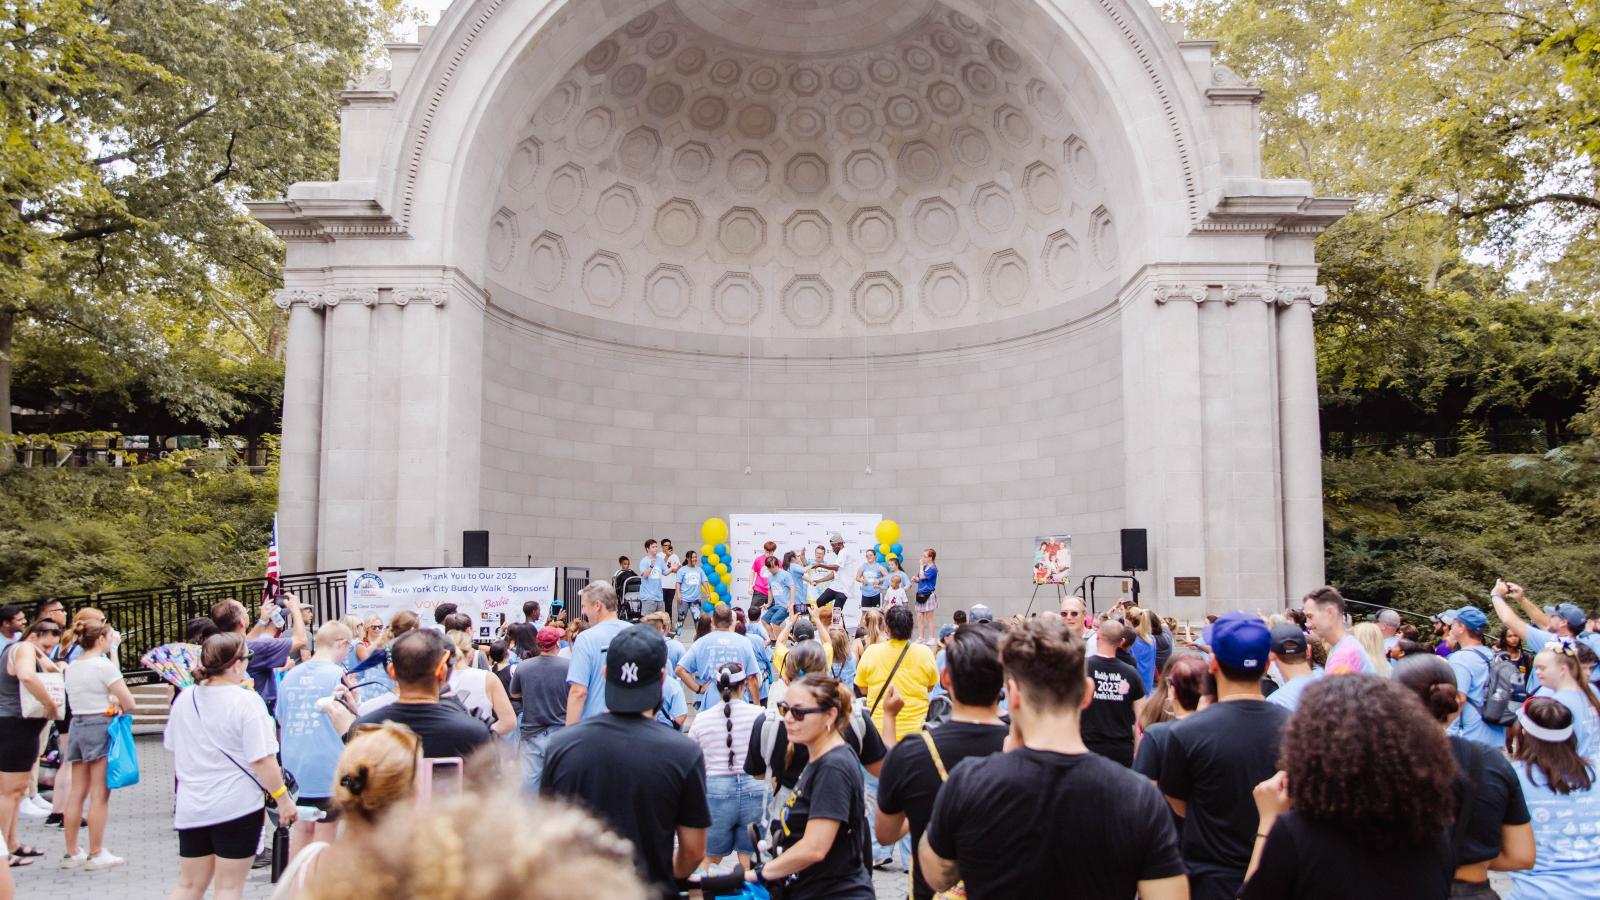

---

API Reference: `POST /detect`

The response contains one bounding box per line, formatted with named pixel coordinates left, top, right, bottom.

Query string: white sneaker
left=85, top=850, right=125, bottom=870
left=62, top=851, right=88, bottom=869
left=18, top=795, right=49, bottom=818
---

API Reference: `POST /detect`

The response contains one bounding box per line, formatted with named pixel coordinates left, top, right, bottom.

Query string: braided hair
left=715, top=662, right=745, bottom=771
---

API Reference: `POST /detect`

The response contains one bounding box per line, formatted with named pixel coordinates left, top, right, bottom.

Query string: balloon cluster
left=698, top=517, right=731, bottom=612
left=873, top=519, right=905, bottom=564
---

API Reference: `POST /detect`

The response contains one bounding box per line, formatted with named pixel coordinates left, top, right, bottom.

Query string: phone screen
left=429, top=759, right=464, bottom=797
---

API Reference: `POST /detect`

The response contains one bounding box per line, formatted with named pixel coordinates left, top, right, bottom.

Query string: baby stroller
left=619, top=575, right=644, bottom=622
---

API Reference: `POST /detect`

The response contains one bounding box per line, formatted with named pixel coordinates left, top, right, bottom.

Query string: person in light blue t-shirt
left=565, top=582, right=633, bottom=722
left=1442, top=604, right=1507, bottom=748
left=1531, top=645, right=1600, bottom=763
left=1265, top=623, right=1323, bottom=713
left=275, top=622, right=354, bottom=849
left=763, top=556, right=795, bottom=617
left=674, top=605, right=761, bottom=711
left=636, top=539, right=665, bottom=615
left=677, top=550, right=706, bottom=625
left=1490, top=581, right=1600, bottom=693
left=856, top=549, right=888, bottom=609
left=1507, top=697, right=1600, bottom=900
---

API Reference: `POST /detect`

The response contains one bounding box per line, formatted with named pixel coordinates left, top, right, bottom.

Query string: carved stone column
left=1276, top=285, right=1328, bottom=597
left=274, top=291, right=325, bottom=574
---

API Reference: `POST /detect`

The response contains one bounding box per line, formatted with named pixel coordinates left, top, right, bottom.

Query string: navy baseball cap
left=1269, top=623, right=1307, bottom=656
left=1202, top=612, right=1271, bottom=672
left=1551, top=603, right=1586, bottom=631
left=605, top=624, right=667, bottom=714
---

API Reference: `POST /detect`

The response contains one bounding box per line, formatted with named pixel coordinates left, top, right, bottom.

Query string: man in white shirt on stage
left=814, top=532, right=857, bottom=609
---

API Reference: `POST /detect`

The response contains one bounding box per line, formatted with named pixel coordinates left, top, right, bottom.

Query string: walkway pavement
left=13, top=735, right=907, bottom=897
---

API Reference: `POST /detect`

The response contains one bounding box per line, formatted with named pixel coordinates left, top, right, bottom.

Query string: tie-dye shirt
left=1325, top=634, right=1377, bottom=676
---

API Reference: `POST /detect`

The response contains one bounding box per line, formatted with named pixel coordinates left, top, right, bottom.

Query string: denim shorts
left=65, top=714, right=111, bottom=763
left=705, top=774, right=764, bottom=857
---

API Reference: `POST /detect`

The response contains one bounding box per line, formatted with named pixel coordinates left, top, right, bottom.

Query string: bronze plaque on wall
left=1173, top=577, right=1202, bottom=597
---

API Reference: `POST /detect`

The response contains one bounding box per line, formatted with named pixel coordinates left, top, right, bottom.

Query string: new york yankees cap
left=605, top=623, right=668, bottom=714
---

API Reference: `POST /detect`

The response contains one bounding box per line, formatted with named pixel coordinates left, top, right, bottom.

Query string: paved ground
left=13, top=735, right=909, bottom=898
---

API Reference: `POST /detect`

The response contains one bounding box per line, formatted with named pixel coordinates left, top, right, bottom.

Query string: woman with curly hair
left=1393, top=655, right=1534, bottom=896
left=1505, top=697, right=1600, bottom=899
left=1239, top=675, right=1458, bottom=899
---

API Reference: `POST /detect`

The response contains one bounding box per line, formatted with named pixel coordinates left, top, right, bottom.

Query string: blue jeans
left=864, top=770, right=912, bottom=864
left=705, top=774, right=765, bottom=858
left=519, top=725, right=562, bottom=793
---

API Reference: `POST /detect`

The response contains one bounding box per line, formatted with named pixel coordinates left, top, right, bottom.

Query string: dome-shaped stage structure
left=252, top=0, right=1350, bottom=616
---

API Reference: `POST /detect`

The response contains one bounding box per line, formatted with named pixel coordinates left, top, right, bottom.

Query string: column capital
left=1223, top=282, right=1275, bottom=304
left=1152, top=283, right=1208, bottom=305
left=1275, top=284, right=1329, bottom=309
left=273, top=285, right=451, bottom=309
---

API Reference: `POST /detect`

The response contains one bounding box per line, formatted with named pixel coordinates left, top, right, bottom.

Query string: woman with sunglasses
left=746, top=673, right=875, bottom=898
left=164, top=633, right=297, bottom=900
left=687, top=662, right=765, bottom=872
left=1, top=619, right=63, bottom=865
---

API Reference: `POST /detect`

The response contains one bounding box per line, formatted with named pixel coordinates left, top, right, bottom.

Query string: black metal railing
left=47, top=566, right=591, bottom=680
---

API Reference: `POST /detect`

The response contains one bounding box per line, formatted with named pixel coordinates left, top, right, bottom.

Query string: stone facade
left=251, top=0, right=1350, bottom=618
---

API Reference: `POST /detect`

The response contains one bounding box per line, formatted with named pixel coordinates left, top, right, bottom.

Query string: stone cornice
left=1195, top=194, right=1355, bottom=238
left=246, top=195, right=408, bottom=243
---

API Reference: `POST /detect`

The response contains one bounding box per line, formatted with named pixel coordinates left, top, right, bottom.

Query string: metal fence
left=53, top=566, right=589, bottom=681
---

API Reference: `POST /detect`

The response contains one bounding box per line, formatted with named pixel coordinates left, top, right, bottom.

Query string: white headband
left=1517, top=705, right=1574, bottom=743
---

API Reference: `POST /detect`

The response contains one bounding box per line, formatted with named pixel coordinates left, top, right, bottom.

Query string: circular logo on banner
left=352, top=572, right=386, bottom=596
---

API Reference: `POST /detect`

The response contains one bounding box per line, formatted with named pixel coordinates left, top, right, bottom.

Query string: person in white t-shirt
left=660, top=538, right=683, bottom=622
left=815, top=533, right=857, bottom=608
left=60, top=621, right=136, bottom=870
left=164, top=633, right=297, bottom=900
left=686, top=663, right=764, bottom=871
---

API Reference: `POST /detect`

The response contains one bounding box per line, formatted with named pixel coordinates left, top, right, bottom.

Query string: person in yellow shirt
left=770, top=614, right=831, bottom=694
left=855, top=606, right=939, bottom=737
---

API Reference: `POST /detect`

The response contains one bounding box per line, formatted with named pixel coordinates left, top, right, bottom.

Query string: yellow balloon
left=707, top=553, right=721, bottom=567
left=701, top=517, right=730, bottom=545
left=715, top=563, right=729, bottom=576
left=700, top=543, right=713, bottom=557
left=875, top=519, right=901, bottom=545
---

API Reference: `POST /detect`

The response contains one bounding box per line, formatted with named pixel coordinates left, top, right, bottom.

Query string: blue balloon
left=891, top=542, right=904, bottom=556
left=715, top=543, right=729, bottom=558
left=702, top=600, right=715, bottom=613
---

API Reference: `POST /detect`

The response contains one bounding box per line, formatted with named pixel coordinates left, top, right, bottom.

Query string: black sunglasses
left=776, top=701, right=826, bottom=720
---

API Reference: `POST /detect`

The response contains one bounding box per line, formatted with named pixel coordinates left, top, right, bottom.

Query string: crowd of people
left=2, top=566, right=1600, bottom=899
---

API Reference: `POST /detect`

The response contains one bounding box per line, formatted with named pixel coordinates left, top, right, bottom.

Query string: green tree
left=1, top=0, right=399, bottom=441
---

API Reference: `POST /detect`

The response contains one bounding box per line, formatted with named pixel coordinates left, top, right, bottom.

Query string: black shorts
left=816, top=589, right=847, bottom=608
left=178, top=808, right=266, bottom=859
left=0, top=717, right=45, bottom=772
left=860, top=596, right=882, bottom=608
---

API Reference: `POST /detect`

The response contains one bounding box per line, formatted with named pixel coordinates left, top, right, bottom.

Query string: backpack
left=1463, top=647, right=1527, bottom=728
left=758, top=710, right=868, bottom=835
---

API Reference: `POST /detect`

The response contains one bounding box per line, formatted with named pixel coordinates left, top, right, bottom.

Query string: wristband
left=753, top=865, right=770, bottom=885
left=269, top=785, right=289, bottom=800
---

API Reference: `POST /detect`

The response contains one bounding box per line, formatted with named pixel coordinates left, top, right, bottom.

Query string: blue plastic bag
left=106, top=713, right=139, bottom=789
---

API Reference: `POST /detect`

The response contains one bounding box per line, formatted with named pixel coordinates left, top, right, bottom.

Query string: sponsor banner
left=729, top=513, right=881, bottom=623
left=345, top=568, right=557, bottom=641
left=1033, top=535, right=1072, bottom=585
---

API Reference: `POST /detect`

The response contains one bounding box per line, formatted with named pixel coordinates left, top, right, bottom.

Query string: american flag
left=262, top=513, right=281, bottom=603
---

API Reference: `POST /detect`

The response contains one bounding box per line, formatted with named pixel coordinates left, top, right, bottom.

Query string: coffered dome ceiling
left=484, top=0, right=1120, bottom=338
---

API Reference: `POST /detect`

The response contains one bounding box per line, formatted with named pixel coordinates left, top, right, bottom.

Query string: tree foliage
left=0, top=446, right=278, bottom=603
left=0, top=0, right=398, bottom=436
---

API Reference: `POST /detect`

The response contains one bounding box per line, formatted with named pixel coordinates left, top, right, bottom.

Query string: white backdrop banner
left=345, top=568, right=557, bottom=641
left=729, top=513, right=881, bottom=622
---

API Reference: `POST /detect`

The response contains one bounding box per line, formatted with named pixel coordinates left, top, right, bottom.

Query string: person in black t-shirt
left=347, top=629, right=493, bottom=759
left=745, top=640, right=887, bottom=791
left=1081, top=621, right=1145, bottom=766
left=542, top=625, right=710, bottom=899
left=1239, top=675, right=1460, bottom=899
left=1158, top=612, right=1290, bottom=900
left=744, top=674, right=875, bottom=899
left=1392, top=654, right=1534, bottom=889
left=877, top=624, right=1009, bottom=900
left=921, top=617, right=1186, bottom=900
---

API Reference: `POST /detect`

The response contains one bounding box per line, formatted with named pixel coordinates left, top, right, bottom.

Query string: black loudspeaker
left=1120, top=528, right=1148, bottom=572
left=463, top=530, right=489, bottom=567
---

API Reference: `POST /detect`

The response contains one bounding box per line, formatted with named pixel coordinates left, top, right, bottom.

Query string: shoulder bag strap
left=1461, top=647, right=1494, bottom=711
left=919, top=729, right=948, bottom=781
left=191, top=690, right=270, bottom=796
left=869, top=642, right=913, bottom=719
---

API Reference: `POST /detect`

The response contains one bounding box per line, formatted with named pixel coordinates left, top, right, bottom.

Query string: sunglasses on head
left=776, top=701, right=826, bottom=720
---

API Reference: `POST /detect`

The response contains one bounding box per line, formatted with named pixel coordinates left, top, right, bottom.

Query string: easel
left=1025, top=579, right=1068, bottom=617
